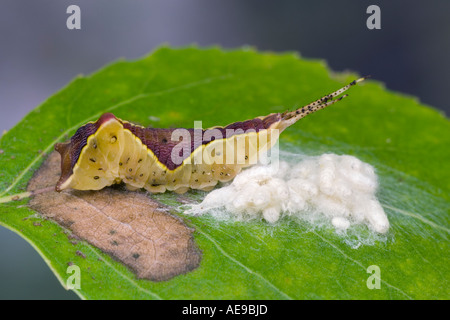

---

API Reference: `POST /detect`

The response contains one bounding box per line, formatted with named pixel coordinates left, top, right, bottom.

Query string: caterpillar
left=55, top=77, right=366, bottom=194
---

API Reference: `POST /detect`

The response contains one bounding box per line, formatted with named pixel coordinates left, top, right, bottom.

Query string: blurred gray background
left=0, top=0, right=448, bottom=299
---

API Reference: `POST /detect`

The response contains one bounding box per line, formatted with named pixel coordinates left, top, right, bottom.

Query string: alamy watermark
left=66, top=264, right=81, bottom=290
left=366, top=5, right=381, bottom=30
left=366, top=265, right=381, bottom=289
left=66, top=5, right=381, bottom=31
left=66, top=5, right=81, bottom=30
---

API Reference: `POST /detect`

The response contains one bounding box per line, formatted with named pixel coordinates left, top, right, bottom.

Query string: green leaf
left=0, top=47, right=448, bottom=299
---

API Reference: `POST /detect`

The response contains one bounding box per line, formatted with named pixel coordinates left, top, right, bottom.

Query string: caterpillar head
left=55, top=113, right=122, bottom=192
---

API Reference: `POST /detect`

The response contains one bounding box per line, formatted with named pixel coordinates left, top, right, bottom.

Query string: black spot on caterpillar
left=55, top=77, right=367, bottom=194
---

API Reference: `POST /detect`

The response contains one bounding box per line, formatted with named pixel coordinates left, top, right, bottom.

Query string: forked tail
left=279, top=76, right=369, bottom=130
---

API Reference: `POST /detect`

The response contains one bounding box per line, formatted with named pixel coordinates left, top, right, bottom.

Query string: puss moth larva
left=55, top=77, right=366, bottom=194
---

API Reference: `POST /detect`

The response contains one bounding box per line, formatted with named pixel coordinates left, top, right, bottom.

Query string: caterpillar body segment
left=55, top=77, right=366, bottom=194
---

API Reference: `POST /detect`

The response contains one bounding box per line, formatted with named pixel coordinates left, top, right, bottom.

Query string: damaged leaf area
left=28, top=151, right=202, bottom=281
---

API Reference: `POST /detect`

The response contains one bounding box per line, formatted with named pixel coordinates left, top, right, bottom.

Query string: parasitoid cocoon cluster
left=185, top=153, right=389, bottom=234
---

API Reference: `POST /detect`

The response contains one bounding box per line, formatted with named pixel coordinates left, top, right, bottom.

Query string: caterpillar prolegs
left=55, top=77, right=366, bottom=194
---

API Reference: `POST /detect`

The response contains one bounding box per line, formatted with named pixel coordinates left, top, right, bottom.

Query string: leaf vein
left=382, top=204, right=449, bottom=234
left=312, top=230, right=414, bottom=300
left=193, top=223, right=293, bottom=300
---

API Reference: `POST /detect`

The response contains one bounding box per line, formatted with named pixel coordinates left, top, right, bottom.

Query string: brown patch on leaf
left=28, top=151, right=202, bottom=281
